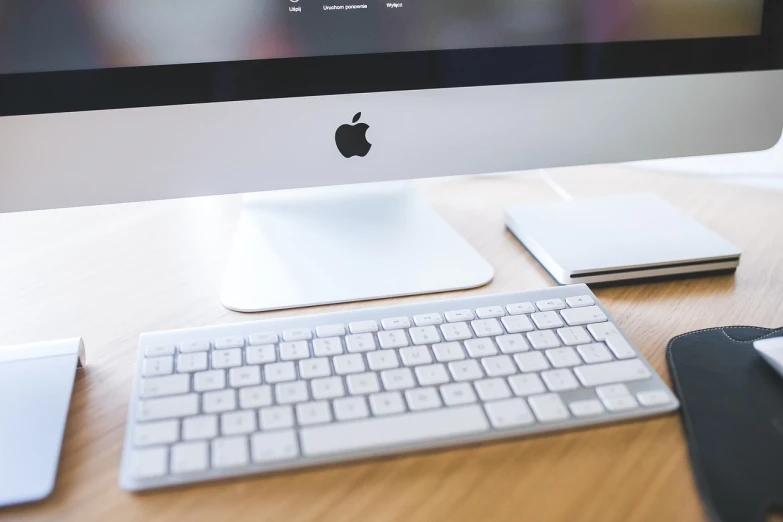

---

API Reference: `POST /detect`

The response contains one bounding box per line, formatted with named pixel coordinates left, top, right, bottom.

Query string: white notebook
left=0, top=338, right=85, bottom=507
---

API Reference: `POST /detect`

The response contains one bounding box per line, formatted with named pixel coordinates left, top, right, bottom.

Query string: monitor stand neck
left=221, top=182, right=494, bottom=312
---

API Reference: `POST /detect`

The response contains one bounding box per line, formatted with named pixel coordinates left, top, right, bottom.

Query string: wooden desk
left=1, top=165, right=781, bottom=522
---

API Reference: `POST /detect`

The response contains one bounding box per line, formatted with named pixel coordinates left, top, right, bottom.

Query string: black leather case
left=667, top=326, right=783, bottom=522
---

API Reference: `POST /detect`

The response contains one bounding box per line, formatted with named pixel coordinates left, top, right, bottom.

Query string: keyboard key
left=212, top=436, right=249, bottom=469
left=569, top=400, right=604, bottom=417
left=265, top=362, right=296, bottom=383
left=138, top=394, right=199, bottom=421
left=194, top=370, right=226, bottom=392
left=251, top=430, right=299, bottom=463
left=283, top=329, right=312, bottom=342
left=566, top=295, right=595, bottom=308
left=501, top=315, right=534, bottom=333
left=129, top=447, right=168, bottom=479
left=414, top=364, right=450, bottom=386
left=133, top=420, right=179, bottom=447
left=313, top=337, right=343, bottom=357
left=445, top=310, right=474, bottom=322
left=212, top=348, right=242, bottom=369
left=536, top=299, right=565, bottom=311
left=405, top=387, right=442, bottom=411
left=333, top=353, right=366, bottom=375
left=311, top=376, right=346, bottom=400
left=248, top=332, right=278, bottom=346
left=476, top=306, right=505, bottom=319
left=484, top=398, right=535, bottom=429
left=275, top=381, right=309, bottom=404
left=334, top=397, right=370, bottom=421
left=605, top=334, right=637, bottom=359
left=409, top=326, right=441, bottom=345
left=413, top=313, right=443, bottom=326
left=464, top=338, right=498, bottom=358
left=531, top=311, right=564, bottom=329
left=246, top=344, right=277, bottom=365
left=574, top=359, right=652, bottom=387
left=229, top=366, right=262, bottom=388
left=349, top=320, right=379, bottom=334
left=560, top=306, right=608, bottom=326
left=577, top=343, right=614, bottom=364
left=238, top=385, right=273, bottom=409
left=177, top=352, right=208, bottom=373
left=377, top=330, right=408, bottom=349
left=259, top=405, right=294, bottom=430
left=203, top=389, right=236, bottom=414
left=602, top=396, right=639, bottom=412
left=528, top=393, right=570, bottom=423
left=221, top=410, right=256, bottom=435
left=143, top=356, right=173, bottom=377
left=146, top=345, right=175, bottom=357
left=475, top=378, right=512, bottom=401
left=432, top=342, right=466, bottom=362
left=369, top=391, right=406, bottom=416
left=171, top=441, right=208, bottom=474
left=513, top=352, right=550, bottom=373
left=346, top=373, right=381, bottom=395
left=346, top=333, right=377, bottom=353
left=526, top=330, right=561, bottom=350
left=381, top=368, right=416, bottom=390
left=495, top=334, right=529, bottom=354
left=596, top=384, right=631, bottom=401
left=637, top=390, right=674, bottom=407
left=316, top=324, right=345, bottom=338
left=140, top=374, right=190, bottom=398
left=300, top=405, right=489, bottom=457
left=280, top=341, right=310, bottom=360
left=440, top=322, right=473, bottom=342
left=587, top=322, right=621, bottom=341
left=180, top=340, right=211, bottom=353
left=557, top=326, right=591, bottom=346
left=215, top=337, right=245, bottom=350
left=481, top=355, right=517, bottom=376
left=506, top=302, right=535, bottom=315
left=381, top=317, right=411, bottom=330
left=367, top=350, right=400, bottom=370
left=299, top=357, right=332, bottom=379
left=508, top=374, right=546, bottom=396
left=400, top=346, right=433, bottom=366
left=440, top=382, right=478, bottom=406
left=448, top=360, right=484, bottom=381
left=471, top=318, right=504, bottom=337
left=182, top=415, right=218, bottom=440
left=541, top=369, right=579, bottom=392
left=545, top=347, right=582, bottom=368
left=296, top=401, right=332, bottom=426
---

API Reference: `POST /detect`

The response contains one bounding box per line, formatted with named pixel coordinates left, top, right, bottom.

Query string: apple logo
left=335, top=112, right=372, bottom=158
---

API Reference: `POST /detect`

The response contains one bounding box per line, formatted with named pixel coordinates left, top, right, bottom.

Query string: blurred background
left=0, top=0, right=763, bottom=73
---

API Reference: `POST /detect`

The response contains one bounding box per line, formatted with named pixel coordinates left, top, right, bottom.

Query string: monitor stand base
left=221, top=183, right=494, bottom=312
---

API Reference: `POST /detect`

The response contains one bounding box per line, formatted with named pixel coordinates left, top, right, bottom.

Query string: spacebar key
left=300, top=405, right=490, bottom=457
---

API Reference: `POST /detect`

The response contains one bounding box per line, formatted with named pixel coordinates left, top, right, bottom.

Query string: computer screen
left=0, top=0, right=764, bottom=74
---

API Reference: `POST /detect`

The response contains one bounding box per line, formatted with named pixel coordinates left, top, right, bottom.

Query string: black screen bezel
left=1, top=1, right=781, bottom=117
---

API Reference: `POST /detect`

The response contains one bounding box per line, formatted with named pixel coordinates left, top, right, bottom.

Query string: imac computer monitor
left=0, top=1, right=782, bottom=311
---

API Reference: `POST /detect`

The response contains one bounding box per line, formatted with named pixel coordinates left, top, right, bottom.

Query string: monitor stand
left=221, top=182, right=494, bottom=312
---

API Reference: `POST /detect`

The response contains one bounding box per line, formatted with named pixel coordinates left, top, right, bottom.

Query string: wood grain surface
left=1, top=165, right=781, bottom=522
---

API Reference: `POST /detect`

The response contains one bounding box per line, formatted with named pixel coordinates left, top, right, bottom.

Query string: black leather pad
left=667, top=326, right=783, bottom=522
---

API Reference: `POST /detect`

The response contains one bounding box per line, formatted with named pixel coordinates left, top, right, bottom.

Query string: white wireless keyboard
left=120, top=284, right=679, bottom=491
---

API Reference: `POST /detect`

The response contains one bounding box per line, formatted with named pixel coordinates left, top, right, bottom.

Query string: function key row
left=145, top=296, right=602, bottom=357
